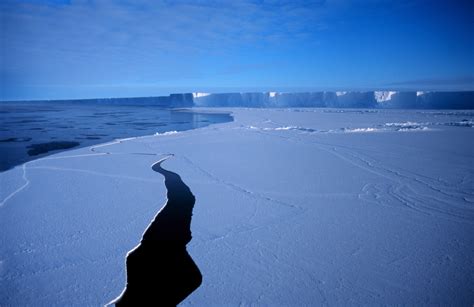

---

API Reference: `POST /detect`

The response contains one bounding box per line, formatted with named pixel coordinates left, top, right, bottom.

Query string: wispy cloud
left=2, top=0, right=328, bottom=55
left=1, top=0, right=331, bottom=92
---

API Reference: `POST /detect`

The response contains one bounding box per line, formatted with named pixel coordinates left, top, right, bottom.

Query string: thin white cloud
left=1, top=0, right=329, bottom=88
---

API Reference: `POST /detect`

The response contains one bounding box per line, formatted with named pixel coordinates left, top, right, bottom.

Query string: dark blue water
left=113, top=158, right=202, bottom=306
left=0, top=101, right=232, bottom=171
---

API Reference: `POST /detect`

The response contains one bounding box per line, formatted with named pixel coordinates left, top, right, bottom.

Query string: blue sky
left=1, top=0, right=473, bottom=100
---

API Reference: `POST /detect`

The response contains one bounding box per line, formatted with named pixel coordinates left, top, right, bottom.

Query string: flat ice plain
left=1, top=108, right=473, bottom=305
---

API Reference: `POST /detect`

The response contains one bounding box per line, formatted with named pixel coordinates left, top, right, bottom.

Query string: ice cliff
left=42, top=93, right=194, bottom=107
left=13, top=91, right=472, bottom=109
left=192, top=91, right=474, bottom=109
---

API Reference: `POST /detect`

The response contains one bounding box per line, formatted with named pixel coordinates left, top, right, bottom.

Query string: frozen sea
left=0, top=101, right=232, bottom=171
left=0, top=107, right=473, bottom=306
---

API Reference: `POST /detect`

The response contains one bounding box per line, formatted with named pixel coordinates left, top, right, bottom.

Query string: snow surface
left=1, top=108, right=473, bottom=305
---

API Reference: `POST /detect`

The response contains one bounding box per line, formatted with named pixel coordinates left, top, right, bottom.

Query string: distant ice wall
left=331, top=92, right=377, bottom=108
left=32, top=93, right=194, bottom=107
left=14, top=91, right=472, bottom=109
left=415, top=92, right=474, bottom=109
left=168, top=93, right=194, bottom=107
left=377, top=91, right=418, bottom=108
left=192, top=91, right=474, bottom=109
left=192, top=93, right=268, bottom=107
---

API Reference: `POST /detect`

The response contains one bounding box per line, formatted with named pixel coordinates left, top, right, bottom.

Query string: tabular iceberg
left=193, top=91, right=473, bottom=109
left=7, top=91, right=471, bottom=109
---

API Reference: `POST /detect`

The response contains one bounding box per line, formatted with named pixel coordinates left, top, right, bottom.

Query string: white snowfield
left=1, top=108, right=473, bottom=306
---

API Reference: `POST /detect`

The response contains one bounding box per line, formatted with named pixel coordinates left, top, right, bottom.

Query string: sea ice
left=1, top=108, right=473, bottom=305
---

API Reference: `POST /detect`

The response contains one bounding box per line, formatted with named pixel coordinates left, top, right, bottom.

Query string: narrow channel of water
left=113, top=157, right=202, bottom=306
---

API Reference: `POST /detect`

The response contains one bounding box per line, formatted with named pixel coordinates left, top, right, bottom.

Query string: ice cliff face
left=374, top=91, right=397, bottom=102
left=41, top=93, right=195, bottom=107
left=24, top=91, right=472, bottom=109
left=192, top=91, right=473, bottom=109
